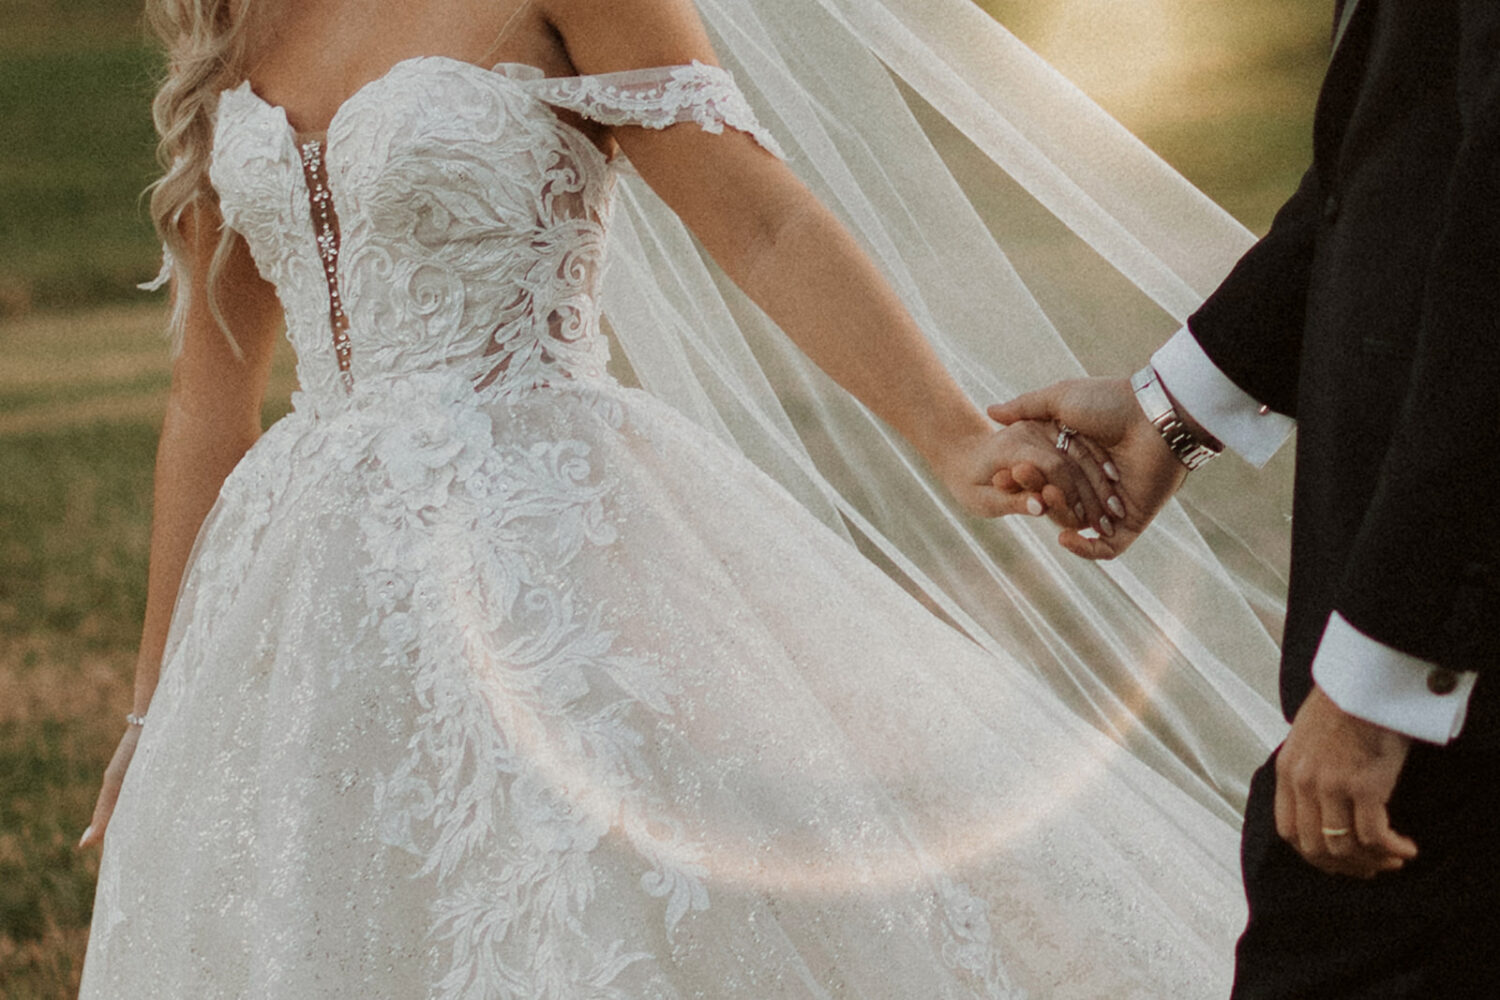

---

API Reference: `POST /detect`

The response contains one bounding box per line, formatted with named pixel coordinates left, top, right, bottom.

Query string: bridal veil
left=600, top=0, right=1291, bottom=821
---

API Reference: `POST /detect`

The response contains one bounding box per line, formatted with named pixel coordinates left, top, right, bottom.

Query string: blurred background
left=0, top=0, right=1331, bottom=994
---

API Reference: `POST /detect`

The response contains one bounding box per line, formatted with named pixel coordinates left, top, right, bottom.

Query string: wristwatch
left=1130, top=366, right=1222, bottom=471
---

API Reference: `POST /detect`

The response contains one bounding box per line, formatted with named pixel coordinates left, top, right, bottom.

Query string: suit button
left=1427, top=668, right=1460, bottom=696
left=1323, top=193, right=1340, bottom=221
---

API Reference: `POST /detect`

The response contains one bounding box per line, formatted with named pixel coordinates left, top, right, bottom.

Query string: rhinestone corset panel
left=207, top=57, right=781, bottom=405
left=297, top=139, right=354, bottom=392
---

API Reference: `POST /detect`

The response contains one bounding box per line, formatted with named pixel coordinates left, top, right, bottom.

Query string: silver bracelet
left=1130, top=365, right=1222, bottom=471
left=125, top=712, right=147, bottom=728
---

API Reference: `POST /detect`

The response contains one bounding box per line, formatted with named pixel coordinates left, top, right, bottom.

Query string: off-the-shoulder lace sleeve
left=139, top=244, right=175, bottom=292
left=513, top=60, right=786, bottom=159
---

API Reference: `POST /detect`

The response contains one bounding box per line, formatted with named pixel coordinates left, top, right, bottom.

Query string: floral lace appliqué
left=519, top=60, right=787, bottom=160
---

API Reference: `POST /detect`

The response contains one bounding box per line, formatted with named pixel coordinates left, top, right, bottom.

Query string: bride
left=78, top=0, right=1289, bottom=995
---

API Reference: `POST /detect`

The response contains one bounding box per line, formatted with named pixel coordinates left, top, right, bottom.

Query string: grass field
left=0, top=0, right=162, bottom=318
left=0, top=306, right=295, bottom=997
left=1, top=305, right=162, bottom=995
left=0, top=0, right=1330, bottom=994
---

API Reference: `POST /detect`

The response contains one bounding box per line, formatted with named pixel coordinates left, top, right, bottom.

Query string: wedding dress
left=76, top=56, right=1258, bottom=999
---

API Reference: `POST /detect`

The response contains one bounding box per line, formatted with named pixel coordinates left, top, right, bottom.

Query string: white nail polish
left=1107, top=496, right=1126, bottom=518
left=1104, top=462, right=1121, bottom=482
left=1099, top=515, right=1114, bottom=537
left=1026, top=497, right=1044, bottom=516
left=78, top=826, right=93, bottom=848
left=1073, top=503, right=1085, bottom=522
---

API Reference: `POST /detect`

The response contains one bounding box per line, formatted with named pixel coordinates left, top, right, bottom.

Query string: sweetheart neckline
left=233, top=54, right=697, bottom=145
left=239, top=56, right=547, bottom=141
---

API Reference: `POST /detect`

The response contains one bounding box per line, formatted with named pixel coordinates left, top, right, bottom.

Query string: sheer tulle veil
left=601, top=0, right=1292, bottom=821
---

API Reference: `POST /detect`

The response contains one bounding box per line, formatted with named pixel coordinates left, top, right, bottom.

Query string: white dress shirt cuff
left=1312, top=612, right=1476, bottom=744
left=1150, top=328, right=1295, bottom=468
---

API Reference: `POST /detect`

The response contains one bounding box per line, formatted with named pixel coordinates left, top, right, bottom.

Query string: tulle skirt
left=82, top=376, right=1243, bottom=998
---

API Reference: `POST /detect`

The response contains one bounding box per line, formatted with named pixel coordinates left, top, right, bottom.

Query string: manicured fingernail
left=78, top=826, right=93, bottom=848
left=1026, top=497, right=1044, bottom=516
left=1107, top=496, right=1126, bottom=519
left=1104, top=462, right=1121, bottom=482
left=1073, top=503, right=1086, bottom=523
left=1099, top=514, right=1114, bottom=537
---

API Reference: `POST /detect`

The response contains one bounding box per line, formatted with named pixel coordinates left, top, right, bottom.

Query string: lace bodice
left=208, top=57, right=781, bottom=403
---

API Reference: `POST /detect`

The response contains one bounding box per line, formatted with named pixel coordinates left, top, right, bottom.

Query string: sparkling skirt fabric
left=82, top=378, right=1244, bottom=999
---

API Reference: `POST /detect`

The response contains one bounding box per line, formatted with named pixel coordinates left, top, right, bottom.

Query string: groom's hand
left=1274, top=685, right=1418, bottom=879
left=987, top=377, right=1185, bottom=559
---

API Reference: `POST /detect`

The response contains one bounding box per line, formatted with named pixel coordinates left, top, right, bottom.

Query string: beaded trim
left=298, top=139, right=354, bottom=392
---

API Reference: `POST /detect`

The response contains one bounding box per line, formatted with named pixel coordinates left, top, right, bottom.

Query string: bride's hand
left=988, top=376, right=1188, bottom=559
left=933, top=421, right=1122, bottom=535
left=77, top=725, right=141, bottom=850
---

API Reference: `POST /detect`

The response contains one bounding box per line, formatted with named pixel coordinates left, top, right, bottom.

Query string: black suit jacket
left=1186, top=0, right=1500, bottom=733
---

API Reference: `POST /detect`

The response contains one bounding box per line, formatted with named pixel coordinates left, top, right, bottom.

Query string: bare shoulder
left=539, top=0, right=720, bottom=75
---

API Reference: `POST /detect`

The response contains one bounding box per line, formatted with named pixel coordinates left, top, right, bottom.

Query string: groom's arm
left=1030, top=165, right=1485, bottom=749
left=1148, top=90, right=1500, bottom=741
left=1321, top=0, right=1500, bottom=712
left=1151, top=337, right=1478, bottom=748
left=1185, top=6, right=1500, bottom=695
left=988, top=170, right=1324, bottom=549
left=1216, top=4, right=1500, bottom=880
left=1180, top=167, right=1325, bottom=422
left=1143, top=171, right=1321, bottom=481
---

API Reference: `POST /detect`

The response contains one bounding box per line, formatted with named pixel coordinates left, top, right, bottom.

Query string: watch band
left=1131, top=366, right=1222, bottom=471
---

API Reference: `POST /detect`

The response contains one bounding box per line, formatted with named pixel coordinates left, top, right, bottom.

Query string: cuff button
left=1426, top=668, right=1459, bottom=696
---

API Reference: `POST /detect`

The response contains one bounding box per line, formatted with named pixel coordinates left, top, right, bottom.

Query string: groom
left=992, top=1, right=1498, bottom=996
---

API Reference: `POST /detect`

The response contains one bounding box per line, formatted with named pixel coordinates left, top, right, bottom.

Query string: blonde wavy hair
left=144, top=0, right=258, bottom=351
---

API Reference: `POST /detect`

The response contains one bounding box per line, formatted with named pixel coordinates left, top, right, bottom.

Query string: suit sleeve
left=1333, top=2, right=1500, bottom=678
left=1151, top=329, right=1294, bottom=468
left=1184, top=167, right=1324, bottom=419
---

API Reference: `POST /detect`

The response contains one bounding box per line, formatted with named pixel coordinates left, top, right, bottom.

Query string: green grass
left=0, top=0, right=163, bottom=318
left=0, top=43, right=163, bottom=316
left=984, top=0, right=1332, bottom=227
left=0, top=371, right=169, bottom=417
left=0, top=416, right=154, bottom=997
left=0, top=305, right=294, bottom=997
left=0, top=306, right=162, bottom=998
left=1, top=420, right=157, bottom=648
left=0, top=720, right=111, bottom=998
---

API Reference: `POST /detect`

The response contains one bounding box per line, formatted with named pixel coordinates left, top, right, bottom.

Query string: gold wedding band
left=1055, top=423, right=1078, bottom=454
left=1321, top=827, right=1351, bottom=837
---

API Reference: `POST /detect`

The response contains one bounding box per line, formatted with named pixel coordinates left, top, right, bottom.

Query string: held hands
left=986, top=377, right=1187, bottom=558
left=929, top=419, right=1123, bottom=533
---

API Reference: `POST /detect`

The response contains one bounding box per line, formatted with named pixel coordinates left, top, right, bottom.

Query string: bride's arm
left=543, top=0, right=1119, bottom=530
left=79, top=208, right=281, bottom=849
